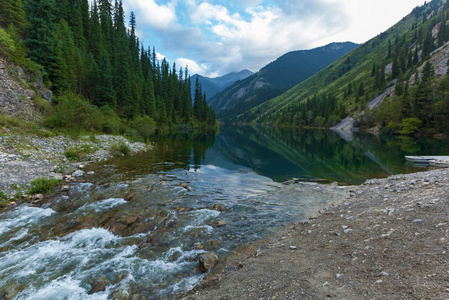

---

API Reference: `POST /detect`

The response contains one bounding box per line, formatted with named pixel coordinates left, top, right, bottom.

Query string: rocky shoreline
left=0, top=134, right=151, bottom=197
left=181, top=168, right=449, bottom=299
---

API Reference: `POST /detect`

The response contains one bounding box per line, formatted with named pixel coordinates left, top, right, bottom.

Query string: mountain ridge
left=190, top=69, right=253, bottom=100
left=209, top=42, right=359, bottom=121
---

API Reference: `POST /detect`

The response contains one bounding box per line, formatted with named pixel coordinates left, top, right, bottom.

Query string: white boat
left=404, top=156, right=432, bottom=164
left=429, top=159, right=449, bottom=167
left=405, top=156, right=449, bottom=164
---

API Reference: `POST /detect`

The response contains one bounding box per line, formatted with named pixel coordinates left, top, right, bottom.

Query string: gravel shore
left=0, top=134, right=150, bottom=195
left=181, top=168, right=449, bottom=299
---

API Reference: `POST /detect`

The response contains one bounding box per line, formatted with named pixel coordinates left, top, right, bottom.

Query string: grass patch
left=110, top=141, right=130, bottom=157
left=64, top=144, right=98, bottom=161
left=28, top=177, right=60, bottom=194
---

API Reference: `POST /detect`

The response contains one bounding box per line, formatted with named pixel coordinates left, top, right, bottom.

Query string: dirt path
left=181, top=168, right=449, bottom=299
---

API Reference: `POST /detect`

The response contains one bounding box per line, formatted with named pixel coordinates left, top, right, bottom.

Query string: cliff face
left=0, top=57, right=51, bottom=122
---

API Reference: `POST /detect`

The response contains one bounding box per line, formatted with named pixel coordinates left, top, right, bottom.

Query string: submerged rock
left=199, top=252, right=218, bottom=273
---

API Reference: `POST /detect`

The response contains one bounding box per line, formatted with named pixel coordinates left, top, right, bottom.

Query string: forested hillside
left=210, top=42, right=358, bottom=122
left=237, top=0, right=449, bottom=137
left=0, top=0, right=216, bottom=139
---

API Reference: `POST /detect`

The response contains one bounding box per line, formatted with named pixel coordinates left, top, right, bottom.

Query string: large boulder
left=198, top=252, right=218, bottom=273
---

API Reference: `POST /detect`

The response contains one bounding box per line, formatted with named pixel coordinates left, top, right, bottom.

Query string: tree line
left=0, top=0, right=216, bottom=135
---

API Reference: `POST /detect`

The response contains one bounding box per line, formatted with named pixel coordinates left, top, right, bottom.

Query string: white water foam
left=0, top=206, right=55, bottom=236
left=78, top=198, right=127, bottom=213
left=1, top=226, right=205, bottom=299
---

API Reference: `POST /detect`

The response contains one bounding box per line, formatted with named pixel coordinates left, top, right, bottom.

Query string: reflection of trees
left=217, top=126, right=448, bottom=184
left=192, top=133, right=216, bottom=170
left=398, top=136, right=421, bottom=153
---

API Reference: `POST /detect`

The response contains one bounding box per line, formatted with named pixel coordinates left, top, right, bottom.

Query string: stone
left=61, top=185, right=70, bottom=192
left=212, top=204, right=226, bottom=211
left=413, top=219, right=423, bottom=223
left=124, top=192, right=135, bottom=201
left=179, top=183, right=191, bottom=190
left=198, top=252, right=218, bottom=273
left=344, top=228, right=353, bottom=234
left=88, top=276, right=111, bottom=294
left=289, top=245, right=297, bottom=250
left=336, top=274, right=342, bottom=279
left=72, top=170, right=84, bottom=177
left=34, top=194, right=44, bottom=200
left=381, top=271, right=389, bottom=276
left=87, top=171, right=95, bottom=175
left=216, top=220, right=226, bottom=227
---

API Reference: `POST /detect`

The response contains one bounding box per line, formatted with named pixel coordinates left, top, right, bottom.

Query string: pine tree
left=51, top=20, right=77, bottom=92
left=96, top=50, right=116, bottom=107
left=24, top=0, right=58, bottom=68
left=0, top=0, right=26, bottom=30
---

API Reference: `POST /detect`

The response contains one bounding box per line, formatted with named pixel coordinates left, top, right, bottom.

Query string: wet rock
left=72, top=170, right=84, bottom=177
left=179, top=183, right=191, bottom=190
left=124, top=192, right=135, bottom=201
left=216, top=220, right=226, bottom=227
left=212, top=204, right=226, bottom=211
left=88, top=276, right=111, bottom=294
left=199, top=252, right=218, bottom=273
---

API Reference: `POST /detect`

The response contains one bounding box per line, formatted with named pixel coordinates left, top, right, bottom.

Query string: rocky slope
left=0, top=57, right=51, bottom=122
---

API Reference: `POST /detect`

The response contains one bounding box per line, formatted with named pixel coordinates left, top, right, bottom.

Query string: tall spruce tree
left=0, top=0, right=26, bottom=30
left=23, top=0, right=58, bottom=68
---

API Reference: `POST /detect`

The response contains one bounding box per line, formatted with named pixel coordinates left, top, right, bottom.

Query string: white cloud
left=175, top=57, right=219, bottom=77
left=124, top=0, right=428, bottom=77
left=122, top=0, right=177, bottom=29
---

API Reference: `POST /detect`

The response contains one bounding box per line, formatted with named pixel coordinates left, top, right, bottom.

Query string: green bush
left=64, top=144, right=97, bottom=161
left=110, top=141, right=130, bottom=157
left=128, top=115, right=156, bottom=141
left=0, top=190, right=6, bottom=199
left=28, top=177, right=60, bottom=194
left=64, top=149, right=79, bottom=161
left=399, top=117, right=423, bottom=135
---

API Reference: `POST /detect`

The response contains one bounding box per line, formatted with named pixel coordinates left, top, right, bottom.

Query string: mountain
left=209, top=42, right=359, bottom=121
left=190, top=69, right=253, bottom=100
left=236, top=0, right=449, bottom=137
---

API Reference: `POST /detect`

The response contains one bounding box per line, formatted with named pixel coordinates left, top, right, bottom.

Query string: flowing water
left=1, top=127, right=449, bottom=299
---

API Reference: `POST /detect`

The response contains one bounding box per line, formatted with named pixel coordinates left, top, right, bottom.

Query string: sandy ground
left=180, top=168, right=449, bottom=299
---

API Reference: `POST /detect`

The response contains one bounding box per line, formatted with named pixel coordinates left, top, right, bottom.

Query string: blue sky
left=121, top=0, right=428, bottom=77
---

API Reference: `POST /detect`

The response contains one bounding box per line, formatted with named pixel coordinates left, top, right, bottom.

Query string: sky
left=120, top=0, right=429, bottom=77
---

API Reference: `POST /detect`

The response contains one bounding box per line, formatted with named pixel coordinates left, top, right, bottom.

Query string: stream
left=2, top=127, right=449, bottom=299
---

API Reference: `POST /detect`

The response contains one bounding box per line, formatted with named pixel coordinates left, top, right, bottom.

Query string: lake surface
left=1, top=127, right=448, bottom=299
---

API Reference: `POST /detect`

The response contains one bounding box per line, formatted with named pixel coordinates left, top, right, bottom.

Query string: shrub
left=110, top=141, right=130, bottom=157
left=128, top=115, right=156, bottom=141
left=399, top=117, right=423, bottom=135
left=28, top=177, right=60, bottom=194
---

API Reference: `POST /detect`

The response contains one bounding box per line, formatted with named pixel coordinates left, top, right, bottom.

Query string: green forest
left=0, top=0, right=217, bottom=139
left=236, top=0, right=449, bottom=137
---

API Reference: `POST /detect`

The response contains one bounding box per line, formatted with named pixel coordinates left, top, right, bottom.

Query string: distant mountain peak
left=190, top=70, right=254, bottom=100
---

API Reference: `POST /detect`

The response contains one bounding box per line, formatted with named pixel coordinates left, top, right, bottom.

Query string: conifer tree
left=24, top=0, right=58, bottom=68
left=51, top=20, right=77, bottom=92
left=96, top=50, right=116, bottom=107
left=0, top=0, right=26, bottom=30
